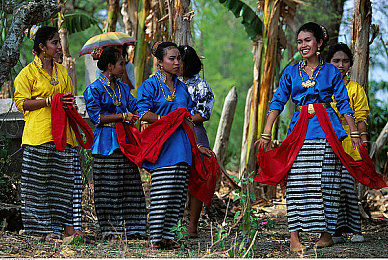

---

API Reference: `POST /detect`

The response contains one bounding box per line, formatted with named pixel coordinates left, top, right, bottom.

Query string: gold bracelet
left=261, top=135, right=271, bottom=141
left=45, top=97, right=49, bottom=107
left=122, top=112, right=127, bottom=122
left=360, top=132, right=368, bottom=136
left=261, top=133, right=271, bottom=137
left=197, top=143, right=203, bottom=149
left=350, top=131, right=361, bottom=135
left=362, top=140, right=368, bottom=143
left=350, top=135, right=361, bottom=138
left=158, top=115, right=161, bottom=120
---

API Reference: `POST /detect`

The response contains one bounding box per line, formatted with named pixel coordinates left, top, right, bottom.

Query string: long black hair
left=178, top=45, right=202, bottom=78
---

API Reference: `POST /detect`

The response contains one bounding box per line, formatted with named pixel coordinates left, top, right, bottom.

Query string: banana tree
left=105, top=0, right=120, bottom=32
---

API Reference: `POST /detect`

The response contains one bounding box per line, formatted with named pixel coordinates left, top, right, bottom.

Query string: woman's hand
left=351, top=137, right=363, bottom=150
left=125, top=113, right=138, bottom=125
left=254, top=138, right=271, bottom=152
left=198, top=146, right=213, bottom=157
left=62, top=92, right=75, bottom=106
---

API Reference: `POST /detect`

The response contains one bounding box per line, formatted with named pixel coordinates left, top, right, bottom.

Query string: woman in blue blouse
left=83, top=47, right=147, bottom=239
left=178, top=45, right=215, bottom=238
left=137, top=41, right=211, bottom=249
left=256, top=22, right=362, bottom=252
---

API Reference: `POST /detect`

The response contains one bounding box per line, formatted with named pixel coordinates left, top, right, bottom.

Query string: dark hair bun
left=97, top=47, right=122, bottom=71
left=178, top=45, right=202, bottom=78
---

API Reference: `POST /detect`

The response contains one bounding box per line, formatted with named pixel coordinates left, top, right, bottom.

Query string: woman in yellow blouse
left=14, top=26, right=89, bottom=243
left=327, top=42, right=369, bottom=243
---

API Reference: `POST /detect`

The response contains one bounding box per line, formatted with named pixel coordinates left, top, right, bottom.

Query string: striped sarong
left=286, top=139, right=342, bottom=234
left=21, top=143, right=82, bottom=234
left=93, top=151, right=147, bottom=235
left=336, top=167, right=361, bottom=233
left=149, top=163, right=189, bottom=243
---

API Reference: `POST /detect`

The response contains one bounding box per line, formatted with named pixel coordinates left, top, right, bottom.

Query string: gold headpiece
left=25, top=25, right=40, bottom=41
left=151, top=41, right=163, bottom=57
left=320, top=25, right=328, bottom=41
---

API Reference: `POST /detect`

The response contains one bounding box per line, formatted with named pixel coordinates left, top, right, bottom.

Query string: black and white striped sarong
left=149, top=163, right=189, bottom=243
left=21, top=143, right=82, bottom=235
left=93, top=151, right=147, bottom=236
left=286, top=139, right=342, bottom=234
left=336, top=167, right=361, bottom=233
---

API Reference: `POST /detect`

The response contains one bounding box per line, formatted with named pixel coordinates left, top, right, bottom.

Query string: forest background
left=5, top=0, right=388, bottom=171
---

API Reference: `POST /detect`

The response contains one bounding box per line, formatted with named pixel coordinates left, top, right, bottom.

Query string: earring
left=43, top=51, right=47, bottom=61
left=160, top=65, right=163, bottom=71
left=108, top=72, right=112, bottom=86
left=316, top=47, right=321, bottom=56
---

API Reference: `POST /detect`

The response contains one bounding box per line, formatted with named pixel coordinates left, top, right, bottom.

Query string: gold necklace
left=344, top=77, right=350, bottom=86
left=306, top=64, right=318, bottom=73
left=33, top=61, right=59, bottom=86
left=299, top=61, right=322, bottom=88
left=98, top=75, right=122, bottom=106
left=156, top=72, right=177, bottom=102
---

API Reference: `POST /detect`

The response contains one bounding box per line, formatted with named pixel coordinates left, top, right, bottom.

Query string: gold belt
left=101, top=122, right=116, bottom=127
left=295, top=102, right=331, bottom=114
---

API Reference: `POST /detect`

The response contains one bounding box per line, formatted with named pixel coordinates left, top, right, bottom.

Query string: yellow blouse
left=14, top=56, right=77, bottom=147
left=331, top=76, right=370, bottom=160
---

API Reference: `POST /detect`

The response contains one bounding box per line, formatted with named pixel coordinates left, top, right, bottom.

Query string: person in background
left=93, top=43, right=135, bottom=90
left=178, top=45, right=215, bottom=238
left=255, top=22, right=362, bottom=252
left=14, top=26, right=92, bottom=243
left=83, top=47, right=147, bottom=240
left=326, top=42, right=369, bottom=243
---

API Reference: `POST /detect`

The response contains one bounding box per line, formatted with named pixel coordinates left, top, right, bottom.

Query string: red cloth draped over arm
left=115, top=122, right=141, bottom=162
left=254, top=105, right=310, bottom=185
left=314, top=103, right=387, bottom=189
left=118, top=107, right=220, bottom=206
left=254, top=103, right=387, bottom=190
left=51, top=93, right=94, bottom=151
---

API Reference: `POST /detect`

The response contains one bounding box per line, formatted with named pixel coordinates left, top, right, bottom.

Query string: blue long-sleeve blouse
left=83, top=73, right=138, bottom=156
left=137, top=70, right=193, bottom=170
left=269, top=61, right=353, bottom=140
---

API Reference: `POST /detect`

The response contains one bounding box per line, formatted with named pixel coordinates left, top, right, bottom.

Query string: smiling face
left=297, top=31, right=322, bottom=60
left=158, top=47, right=181, bottom=75
left=330, top=50, right=351, bottom=77
left=39, top=33, right=62, bottom=61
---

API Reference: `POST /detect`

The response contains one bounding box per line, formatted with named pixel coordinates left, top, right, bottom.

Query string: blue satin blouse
left=269, top=61, right=353, bottom=140
left=137, top=70, right=193, bottom=170
left=83, top=73, right=138, bottom=156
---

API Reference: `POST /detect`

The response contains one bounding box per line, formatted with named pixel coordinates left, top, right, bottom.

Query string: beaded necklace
left=344, top=76, right=350, bottom=86
left=33, top=60, right=59, bottom=86
left=156, top=70, right=177, bottom=102
left=298, top=60, right=323, bottom=88
left=98, top=74, right=122, bottom=106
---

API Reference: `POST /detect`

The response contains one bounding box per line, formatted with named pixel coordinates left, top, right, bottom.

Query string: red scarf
left=115, top=108, right=221, bottom=206
left=254, top=103, right=387, bottom=189
left=51, top=93, right=94, bottom=151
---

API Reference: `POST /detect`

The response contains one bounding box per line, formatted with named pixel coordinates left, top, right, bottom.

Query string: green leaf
left=234, top=211, right=241, bottom=220
left=218, top=0, right=263, bottom=41
left=233, top=195, right=240, bottom=202
left=249, top=192, right=256, bottom=202
left=39, top=13, right=101, bottom=34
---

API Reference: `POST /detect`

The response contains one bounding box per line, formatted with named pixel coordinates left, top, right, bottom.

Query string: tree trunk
left=239, top=86, right=253, bottom=180
left=350, top=0, right=372, bottom=95
left=174, top=0, right=193, bottom=46
left=121, top=0, right=138, bottom=38
left=58, top=0, right=78, bottom=94
left=133, top=0, right=150, bottom=95
left=106, top=0, right=120, bottom=32
left=213, top=86, right=238, bottom=166
left=0, top=0, right=60, bottom=87
left=241, top=40, right=263, bottom=178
